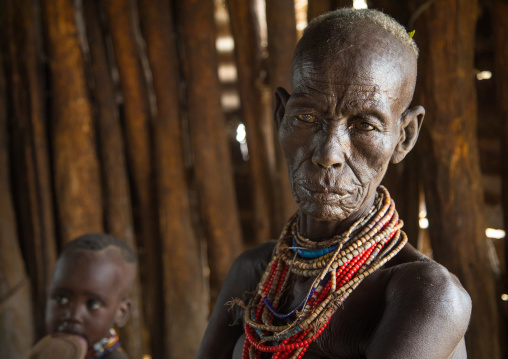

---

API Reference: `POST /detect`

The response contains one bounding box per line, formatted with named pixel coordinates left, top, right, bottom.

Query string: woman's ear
left=114, top=298, right=131, bottom=328
left=391, top=105, right=425, bottom=164
left=274, top=87, right=291, bottom=131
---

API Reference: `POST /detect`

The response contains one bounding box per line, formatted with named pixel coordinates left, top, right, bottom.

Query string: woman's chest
left=233, top=272, right=388, bottom=359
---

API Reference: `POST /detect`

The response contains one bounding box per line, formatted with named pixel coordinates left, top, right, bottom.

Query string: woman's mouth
left=301, top=186, right=346, bottom=204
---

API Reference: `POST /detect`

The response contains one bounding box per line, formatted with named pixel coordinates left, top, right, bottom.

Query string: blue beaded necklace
left=291, top=237, right=339, bottom=259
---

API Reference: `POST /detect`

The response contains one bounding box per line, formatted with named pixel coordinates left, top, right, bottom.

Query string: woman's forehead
left=292, top=21, right=416, bottom=92
left=291, top=43, right=415, bottom=116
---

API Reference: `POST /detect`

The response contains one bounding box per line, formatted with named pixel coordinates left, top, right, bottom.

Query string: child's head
left=45, top=233, right=137, bottom=347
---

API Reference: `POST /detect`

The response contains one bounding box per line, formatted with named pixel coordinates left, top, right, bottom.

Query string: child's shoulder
left=103, top=348, right=129, bottom=359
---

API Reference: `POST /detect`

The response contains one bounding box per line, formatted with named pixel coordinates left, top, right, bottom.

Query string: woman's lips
left=310, top=191, right=341, bottom=203
left=301, top=187, right=344, bottom=203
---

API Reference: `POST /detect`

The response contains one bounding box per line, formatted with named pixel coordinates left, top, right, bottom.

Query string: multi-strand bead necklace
left=86, top=328, right=121, bottom=359
left=242, top=186, right=407, bottom=359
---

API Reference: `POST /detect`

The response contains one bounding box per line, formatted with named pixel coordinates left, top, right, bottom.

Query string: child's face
left=45, top=249, right=130, bottom=347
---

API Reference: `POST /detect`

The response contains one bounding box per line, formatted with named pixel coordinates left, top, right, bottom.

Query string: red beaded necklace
left=242, top=186, right=407, bottom=359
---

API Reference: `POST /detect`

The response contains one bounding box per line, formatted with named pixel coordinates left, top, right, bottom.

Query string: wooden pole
left=4, top=0, right=57, bottom=339
left=41, top=0, right=103, bottom=244
left=137, top=0, right=209, bottom=357
left=0, top=45, right=35, bottom=359
left=175, top=0, right=243, bottom=314
left=265, top=0, right=299, bottom=230
left=307, top=0, right=352, bottom=22
left=99, top=1, right=162, bottom=356
left=492, top=0, right=508, bottom=352
left=308, top=0, right=335, bottom=22
left=82, top=1, right=147, bottom=357
left=227, top=0, right=276, bottom=243
left=410, top=0, right=503, bottom=357
left=369, top=0, right=412, bottom=27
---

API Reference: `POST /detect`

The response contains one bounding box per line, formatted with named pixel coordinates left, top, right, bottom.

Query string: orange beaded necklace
left=242, top=186, right=407, bottom=359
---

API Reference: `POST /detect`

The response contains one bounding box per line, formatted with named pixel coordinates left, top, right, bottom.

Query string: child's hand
left=29, top=334, right=87, bottom=359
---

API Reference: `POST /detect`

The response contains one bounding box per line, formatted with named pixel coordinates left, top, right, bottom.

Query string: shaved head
left=291, top=8, right=418, bottom=112
left=58, top=233, right=138, bottom=296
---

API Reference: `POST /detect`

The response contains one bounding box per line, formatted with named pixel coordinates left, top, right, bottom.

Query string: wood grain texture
left=492, top=1, right=508, bottom=355
left=5, top=0, right=57, bottom=340
left=41, top=0, right=103, bottom=243
left=100, top=1, right=162, bottom=357
left=227, top=0, right=276, bottom=243
left=83, top=1, right=147, bottom=357
left=410, top=0, right=503, bottom=357
left=265, top=0, right=299, bottom=230
left=175, top=0, right=243, bottom=337
left=138, top=0, right=209, bottom=357
left=0, top=44, right=35, bottom=359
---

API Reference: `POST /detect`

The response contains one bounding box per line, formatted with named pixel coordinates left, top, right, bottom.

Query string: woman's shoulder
left=365, top=254, right=472, bottom=358
left=387, top=243, right=471, bottom=314
left=228, top=240, right=277, bottom=281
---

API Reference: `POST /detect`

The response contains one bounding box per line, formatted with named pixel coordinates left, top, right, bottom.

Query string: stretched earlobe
left=114, top=298, right=131, bottom=328
left=274, top=87, right=291, bottom=130
left=391, top=105, right=425, bottom=164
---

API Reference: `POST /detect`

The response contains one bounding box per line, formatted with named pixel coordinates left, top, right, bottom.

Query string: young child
left=30, top=233, right=137, bottom=359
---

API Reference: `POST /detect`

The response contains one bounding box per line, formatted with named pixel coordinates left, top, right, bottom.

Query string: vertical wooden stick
left=137, top=0, right=209, bottom=357
left=5, top=0, right=57, bottom=339
left=227, top=0, right=276, bottom=243
left=265, top=0, right=299, bottom=230
left=41, top=0, right=103, bottom=244
left=492, top=1, right=508, bottom=355
left=411, top=0, right=503, bottom=357
left=0, top=43, right=35, bottom=359
left=100, top=0, right=162, bottom=356
left=82, top=1, right=147, bottom=357
left=175, top=0, right=243, bottom=315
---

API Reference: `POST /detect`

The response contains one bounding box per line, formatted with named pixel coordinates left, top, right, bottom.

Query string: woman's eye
left=54, top=295, right=69, bottom=305
left=87, top=300, right=103, bottom=310
left=349, top=121, right=375, bottom=131
left=295, top=114, right=317, bottom=123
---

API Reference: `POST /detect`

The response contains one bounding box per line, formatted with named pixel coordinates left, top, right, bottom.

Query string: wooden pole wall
left=227, top=0, right=275, bottom=242
left=137, top=0, right=209, bottom=357
left=82, top=1, right=147, bottom=357
left=41, top=0, right=104, bottom=244
left=175, top=0, right=243, bottom=312
left=410, top=0, right=503, bottom=357
left=307, top=0, right=353, bottom=22
left=0, top=38, right=35, bottom=359
left=265, top=0, right=299, bottom=230
left=4, top=0, right=57, bottom=340
left=492, top=0, right=508, bottom=347
left=99, top=1, right=163, bottom=357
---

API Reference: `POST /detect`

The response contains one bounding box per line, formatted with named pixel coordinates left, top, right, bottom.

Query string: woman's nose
left=312, top=128, right=347, bottom=169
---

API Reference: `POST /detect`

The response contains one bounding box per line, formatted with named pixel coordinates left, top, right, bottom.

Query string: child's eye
left=87, top=299, right=103, bottom=310
left=54, top=295, right=69, bottom=305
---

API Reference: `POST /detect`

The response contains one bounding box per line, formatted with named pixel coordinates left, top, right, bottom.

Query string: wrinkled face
left=45, top=250, right=127, bottom=347
left=278, top=26, right=416, bottom=224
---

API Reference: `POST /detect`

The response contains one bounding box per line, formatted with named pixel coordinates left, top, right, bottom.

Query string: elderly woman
left=198, top=8, right=471, bottom=359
